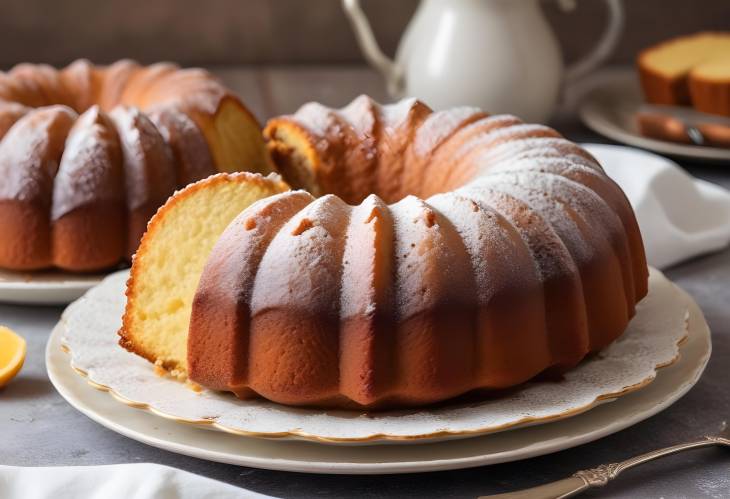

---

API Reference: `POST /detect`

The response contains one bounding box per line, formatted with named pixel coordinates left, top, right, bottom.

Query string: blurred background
left=1, top=0, right=729, bottom=120
left=2, top=0, right=729, bottom=66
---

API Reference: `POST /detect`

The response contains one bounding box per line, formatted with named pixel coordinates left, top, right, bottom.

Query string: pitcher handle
left=561, top=0, right=625, bottom=84
left=342, top=0, right=405, bottom=96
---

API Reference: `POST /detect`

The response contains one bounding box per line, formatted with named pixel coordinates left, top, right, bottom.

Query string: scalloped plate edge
left=57, top=274, right=690, bottom=444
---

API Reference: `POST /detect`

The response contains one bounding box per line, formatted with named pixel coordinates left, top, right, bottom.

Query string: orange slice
left=0, top=326, right=26, bottom=387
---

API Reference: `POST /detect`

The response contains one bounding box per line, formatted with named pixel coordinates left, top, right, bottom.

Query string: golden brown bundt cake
left=122, top=96, right=649, bottom=410
left=0, top=59, right=273, bottom=272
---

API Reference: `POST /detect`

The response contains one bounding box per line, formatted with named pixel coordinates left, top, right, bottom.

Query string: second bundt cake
left=121, top=96, right=649, bottom=410
left=0, top=60, right=272, bottom=272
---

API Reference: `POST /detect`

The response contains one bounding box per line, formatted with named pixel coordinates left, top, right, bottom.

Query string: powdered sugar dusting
left=293, top=102, right=344, bottom=139
left=379, top=97, right=418, bottom=132
left=263, top=95, right=635, bottom=328
left=0, top=106, right=77, bottom=202
left=109, top=105, right=176, bottom=211
left=450, top=123, right=556, bottom=165
left=457, top=182, right=578, bottom=282
left=339, top=193, right=389, bottom=319
left=250, top=194, right=351, bottom=316
left=486, top=156, right=602, bottom=186
left=413, top=107, right=483, bottom=157
left=427, top=192, right=533, bottom=305
left=389, top=195, right=473, bottom=319
left=480, top=137, right=600, bottom=171
left=338, top=95, right=377, bottom=140
left=52, top=106, right=123, bottom=220
left=478, top=173, right=593, bottom=263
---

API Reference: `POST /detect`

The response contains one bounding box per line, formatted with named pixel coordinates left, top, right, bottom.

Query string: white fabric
left=583, top=143, right=730, bottom=269
left=0, top=463, right=275, bottom=499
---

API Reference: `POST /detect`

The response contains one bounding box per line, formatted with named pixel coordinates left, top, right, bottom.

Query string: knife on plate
left=636, top=104, right=730, bottom=149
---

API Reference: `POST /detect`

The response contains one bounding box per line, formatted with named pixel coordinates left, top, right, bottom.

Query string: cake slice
left=689, top=56, right=730, bottom=116
left=637, top=32, right=730, bottom=106
left=119, top=172, right=289, bottom=378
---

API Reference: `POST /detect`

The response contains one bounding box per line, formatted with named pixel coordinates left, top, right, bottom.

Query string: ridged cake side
left=0, top=106, right=77, bottom=269
left=188, top=96, right=649, bottom=409
left=52, top=106, right=126, bottom=270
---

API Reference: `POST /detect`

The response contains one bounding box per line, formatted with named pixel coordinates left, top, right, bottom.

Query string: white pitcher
left=343, top=0, right=624, bottom=122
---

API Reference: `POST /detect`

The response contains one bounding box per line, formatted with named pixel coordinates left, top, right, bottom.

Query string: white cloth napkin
left=582, top=143, right=730, bottom=269
left=0, top=463, right=275, bottom=499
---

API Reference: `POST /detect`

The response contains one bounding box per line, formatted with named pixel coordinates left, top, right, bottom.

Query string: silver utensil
left=637, top=104, right=730, bottom=147
left=480, top=422, right=729, bottom=499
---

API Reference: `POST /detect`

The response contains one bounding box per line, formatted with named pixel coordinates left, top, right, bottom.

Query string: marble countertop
left=1, top=67, right=729, bottom=498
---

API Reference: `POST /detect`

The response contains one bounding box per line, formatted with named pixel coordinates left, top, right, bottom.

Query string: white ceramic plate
left=46, top=283, right=710, bottom=473
left=0, top=268, right=111, bottom=305
left=578, top=71, right=730, bottom=163
left=59, top=268, right=688, bottom=444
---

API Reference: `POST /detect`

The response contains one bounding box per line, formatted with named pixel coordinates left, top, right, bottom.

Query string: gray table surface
left=1, top=67, right=729, bottom=498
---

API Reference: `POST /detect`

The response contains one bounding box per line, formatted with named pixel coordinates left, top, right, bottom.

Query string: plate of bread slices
left=580, top=33, right=730, bottom=162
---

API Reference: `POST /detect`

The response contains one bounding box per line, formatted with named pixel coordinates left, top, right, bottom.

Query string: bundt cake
left=119, top=172, right=289, bottom=378
left=121, top=96, right=649, bottom=410
left=0, top=60, right=272, bottom=272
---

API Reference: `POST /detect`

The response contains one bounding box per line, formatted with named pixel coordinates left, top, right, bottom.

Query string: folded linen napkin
left=0, top=463, right=275, bottom=499
left=582, top=143, right=730, bottom=269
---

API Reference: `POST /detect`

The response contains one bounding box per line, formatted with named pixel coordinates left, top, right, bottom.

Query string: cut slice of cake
left=637, top=32, right=730, bottom=106
left=689, top=56, right=730, bottom=117
left=119, top=172, right=289, bottom=378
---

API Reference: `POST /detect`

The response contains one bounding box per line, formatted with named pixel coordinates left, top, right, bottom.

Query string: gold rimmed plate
left=52, top=268, right=694, bottom=445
